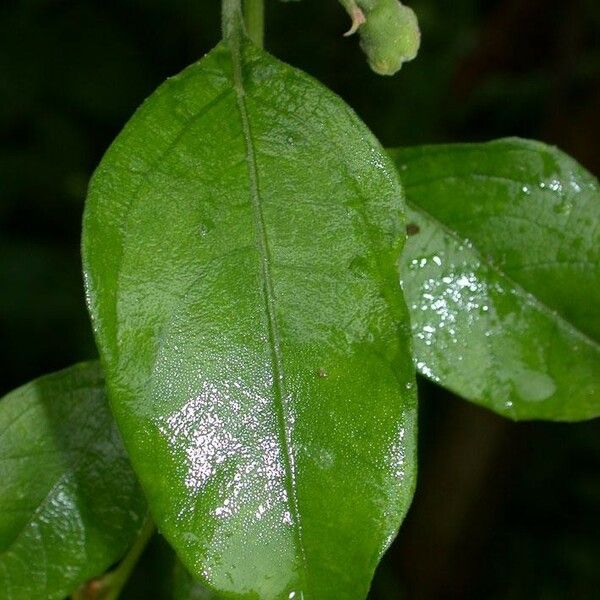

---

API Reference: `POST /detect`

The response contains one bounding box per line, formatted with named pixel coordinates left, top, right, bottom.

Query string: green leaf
left=82, top=39, right=416, bottom=600
left=389, top=138, right=600, bottom=421
left=0, top=362, right=147, bottom=600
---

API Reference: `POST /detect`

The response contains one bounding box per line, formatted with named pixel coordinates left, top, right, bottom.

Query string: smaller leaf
left=390, top=139, right=600, bottom=421
left=0, top=362, right=147, bottom=600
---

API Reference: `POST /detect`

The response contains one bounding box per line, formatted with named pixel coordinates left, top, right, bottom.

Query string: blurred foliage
left=0, top=1, right=599, bottom=598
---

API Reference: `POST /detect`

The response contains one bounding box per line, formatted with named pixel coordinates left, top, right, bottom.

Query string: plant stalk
left=222, top=0, right=244, bottom=41
left=103, top=517, right=155, bottom=600
left=244, top=0, right=265, bottom=47
left=70, top=518, right=155, bottom=600
left=222, top=0, right=265, bottom=47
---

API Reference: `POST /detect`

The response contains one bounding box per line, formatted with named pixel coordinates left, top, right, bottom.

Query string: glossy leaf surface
left=390, top=139, right=600, bottom=421
left=83, top=39, right=417, bottom=600
left=0, top=362, right=147, bottom=600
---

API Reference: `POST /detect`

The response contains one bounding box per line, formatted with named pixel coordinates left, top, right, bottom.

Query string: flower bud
left=357, top=0, right=421, bottom=76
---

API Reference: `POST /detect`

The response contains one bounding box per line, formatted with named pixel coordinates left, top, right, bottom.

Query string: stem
left=222, top=0, right=244, bottom=42
left=103, top=517, right=155, bottom=600
left=222, top=0, right=265, bottom=47
left=244, top=0, right=265, bottom=48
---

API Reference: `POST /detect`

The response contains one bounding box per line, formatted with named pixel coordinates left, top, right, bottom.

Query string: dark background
left=1, top=1, right=599, bottom=598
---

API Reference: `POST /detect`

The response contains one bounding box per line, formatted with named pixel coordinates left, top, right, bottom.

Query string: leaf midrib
left=228, top=36, right=309, bottom=590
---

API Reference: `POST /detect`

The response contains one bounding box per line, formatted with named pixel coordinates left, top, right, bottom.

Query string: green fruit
left=358, top=0, right=420, bottom=75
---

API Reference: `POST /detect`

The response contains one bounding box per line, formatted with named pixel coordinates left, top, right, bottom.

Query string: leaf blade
left=390, top=138, right=600, bottom=421
left=83, top=41, right=417, bottom=599
left=0, top=362, right=147, bottom=600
